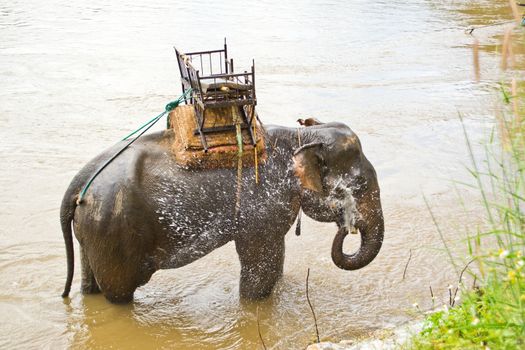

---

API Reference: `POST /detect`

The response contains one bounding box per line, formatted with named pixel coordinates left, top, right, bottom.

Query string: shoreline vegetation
left=408, top=7, right=525, bottom=350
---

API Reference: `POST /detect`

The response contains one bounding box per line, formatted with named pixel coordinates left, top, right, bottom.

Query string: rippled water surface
left=1, top=0, right=524, bottom=349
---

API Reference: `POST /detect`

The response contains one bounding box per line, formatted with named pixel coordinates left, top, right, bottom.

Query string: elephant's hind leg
left=80, top=247, right=100, bottom=294
left=235, top=236, right=285, bottom=300
left=100, top=285, right=135, bottom=304
left=95, top=271, right=139, bottom=304
left=94, top=258, right=156, bottom=304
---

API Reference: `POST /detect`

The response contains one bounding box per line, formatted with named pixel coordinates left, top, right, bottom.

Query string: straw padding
left=169, top=105, right=266, bottom=169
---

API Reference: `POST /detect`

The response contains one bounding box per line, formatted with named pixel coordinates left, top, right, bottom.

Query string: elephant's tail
left=60, top=192, right=77, bottom=298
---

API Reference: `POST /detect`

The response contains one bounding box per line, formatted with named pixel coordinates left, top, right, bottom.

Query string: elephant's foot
left=96, top=275, right=143, bottom=304
left=97, top=278, right=136, bottom=304
left=235, top=236, right=285, bottom=300
left=96, top=267, right=154, bottom=304
left=81, top=282, right=101, bottom=294
left=103, top=290, right=134, bottom=304
left=240, top=279, right=279, bottom=300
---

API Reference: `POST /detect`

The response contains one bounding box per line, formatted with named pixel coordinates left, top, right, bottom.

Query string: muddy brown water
left=1, top=0, right=524, bottom=349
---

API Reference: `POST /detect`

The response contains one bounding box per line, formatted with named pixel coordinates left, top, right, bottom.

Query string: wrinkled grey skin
left=60, top=122, right=384, bottom=303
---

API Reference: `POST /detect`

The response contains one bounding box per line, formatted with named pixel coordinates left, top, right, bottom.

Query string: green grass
left=408, top=82, right=525, bottom=349
left=411, top=258, right=525, bottom=349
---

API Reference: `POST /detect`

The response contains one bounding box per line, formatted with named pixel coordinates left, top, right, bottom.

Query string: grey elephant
left=60, top=121, right=384, bottom=303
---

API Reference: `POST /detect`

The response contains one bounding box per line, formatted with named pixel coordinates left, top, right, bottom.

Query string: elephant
left=60, top=120, right=384, bottom=303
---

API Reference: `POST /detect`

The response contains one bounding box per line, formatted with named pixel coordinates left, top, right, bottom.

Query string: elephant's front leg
left=235, top=235, right=285, bottom=300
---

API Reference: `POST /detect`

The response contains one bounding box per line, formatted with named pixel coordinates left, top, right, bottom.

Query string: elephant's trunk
left=331, top=191, right=384, bottom=270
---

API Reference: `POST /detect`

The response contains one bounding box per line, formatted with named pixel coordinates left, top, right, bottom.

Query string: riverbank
left=306, top=321, right=423, bottom=349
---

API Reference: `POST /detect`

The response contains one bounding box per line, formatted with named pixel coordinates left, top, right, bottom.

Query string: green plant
left=409, top=77, right=525, bottom=348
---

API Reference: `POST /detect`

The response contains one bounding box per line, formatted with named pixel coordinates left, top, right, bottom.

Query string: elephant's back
left=73, top=130, right=173, bottom=189
left=71, top=131, right=172, bottom=232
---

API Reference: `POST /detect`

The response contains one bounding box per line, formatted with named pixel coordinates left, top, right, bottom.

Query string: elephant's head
left=293, top=122, right=384, bottom=270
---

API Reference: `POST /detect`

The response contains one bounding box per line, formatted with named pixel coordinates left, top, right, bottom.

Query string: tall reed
left=410, top=15, right=525, bottom=350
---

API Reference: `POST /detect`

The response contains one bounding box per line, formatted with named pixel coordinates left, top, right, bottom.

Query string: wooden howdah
left=168, top=105, right=266, bottom=169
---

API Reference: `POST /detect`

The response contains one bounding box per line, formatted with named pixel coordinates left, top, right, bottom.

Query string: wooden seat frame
left=174, top=39, right=257, bottom=152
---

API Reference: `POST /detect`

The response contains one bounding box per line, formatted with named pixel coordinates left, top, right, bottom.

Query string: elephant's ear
left=293, top=143, right=325, bottom=193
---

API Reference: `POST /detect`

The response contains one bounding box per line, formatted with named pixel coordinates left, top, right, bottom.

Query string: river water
left=1, top=0, right=524, bottom=349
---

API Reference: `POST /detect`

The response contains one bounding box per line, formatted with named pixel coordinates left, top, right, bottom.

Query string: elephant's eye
left=320, top=162, right=330, bottom=192
left=321, top=163, right=329, bottom=177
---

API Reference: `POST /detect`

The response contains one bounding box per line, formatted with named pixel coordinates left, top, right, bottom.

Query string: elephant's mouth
left=326, top=180, right=361, bottom=226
